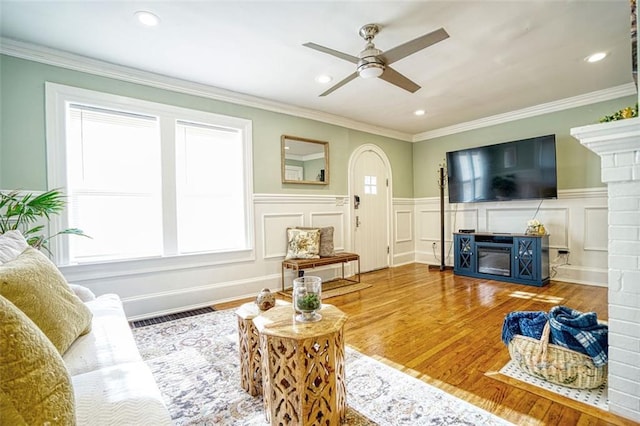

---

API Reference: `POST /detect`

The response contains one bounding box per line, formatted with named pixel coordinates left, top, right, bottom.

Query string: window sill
left=58, top=248, right=255, bottom=282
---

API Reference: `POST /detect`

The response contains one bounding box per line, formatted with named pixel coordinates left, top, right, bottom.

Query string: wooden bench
left=281, top=252, right=360, bottom=292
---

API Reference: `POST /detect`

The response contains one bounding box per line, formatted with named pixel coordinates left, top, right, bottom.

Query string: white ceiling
left=0, top=1, right=635, bottom=140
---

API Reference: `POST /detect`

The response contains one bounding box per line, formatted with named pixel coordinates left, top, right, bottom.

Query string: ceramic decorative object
left=292, top=276, right=322, bottom=322
left=255, top=288, right=276, bottom=311
left=525, top=219, right=546, bottom=236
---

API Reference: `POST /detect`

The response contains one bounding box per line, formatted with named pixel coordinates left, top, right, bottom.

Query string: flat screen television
left=446, top=134, right=557, bottom=203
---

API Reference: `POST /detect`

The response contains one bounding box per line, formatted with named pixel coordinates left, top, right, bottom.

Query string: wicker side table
left=253, top=304, right=348, bottom=425
left=236, top=302, right=263, bottom=396
left=236, top=300, right=290, bottom=396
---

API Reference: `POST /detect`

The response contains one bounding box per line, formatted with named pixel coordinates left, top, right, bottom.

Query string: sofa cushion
left=72, top=361, right=172, bottom=426
left=0, top=295, right=76, bottom=425
left=285, top=227, right=321, bottom=259
left=0, top=247, right=92, bottom=354
left=64, top=294, right=143, bottom=376
left=0, top=230, right=29, bottom=264
left=69, top=283, right=97, bottom=302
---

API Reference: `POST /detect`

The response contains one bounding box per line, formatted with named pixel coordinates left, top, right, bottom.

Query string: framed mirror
left=281, top=135, right=329, bottom=185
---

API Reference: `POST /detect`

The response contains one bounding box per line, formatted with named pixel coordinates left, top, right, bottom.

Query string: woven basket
left=507, top=322, right=607, bottom=389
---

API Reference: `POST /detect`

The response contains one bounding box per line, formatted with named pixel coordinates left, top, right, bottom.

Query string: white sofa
left=64, top=288, right=173, bottom=425
left=0, top=230, right=170, bottom=424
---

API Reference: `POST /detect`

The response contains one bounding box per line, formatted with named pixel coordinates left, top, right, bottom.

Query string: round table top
left=236, top=299, right=290, bottom=320
left=253, top=304, right=348, bottom=339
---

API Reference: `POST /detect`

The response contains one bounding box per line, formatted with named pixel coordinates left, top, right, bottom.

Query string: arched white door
left=350, top=145, right=391, bottom=272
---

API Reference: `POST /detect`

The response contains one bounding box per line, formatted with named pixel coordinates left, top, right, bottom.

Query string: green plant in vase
left=296, top=293, right=321, bottom=312
left=293, top=276, right=322, bottom=322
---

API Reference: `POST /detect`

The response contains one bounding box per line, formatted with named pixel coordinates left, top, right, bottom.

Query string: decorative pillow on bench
left=285, top=228, right=321, bottom=260
left=296, top=226, right=335, bottom=257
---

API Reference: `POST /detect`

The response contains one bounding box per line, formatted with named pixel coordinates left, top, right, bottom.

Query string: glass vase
left=292, top=276, right=322, bottom=322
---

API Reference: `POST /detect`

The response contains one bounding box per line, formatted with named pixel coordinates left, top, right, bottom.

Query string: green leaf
left=0, top=188, right=89, bottom=251
left=23, top=225, right=45, bottom=236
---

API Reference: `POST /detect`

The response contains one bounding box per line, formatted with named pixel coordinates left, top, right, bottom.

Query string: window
left=46, top=83, right=253, bottom=266
left=67, top=105, right=163, bottom=261
left=364, top=175, right=377, bottom=195
left=175, top=121, right=247, bottom=253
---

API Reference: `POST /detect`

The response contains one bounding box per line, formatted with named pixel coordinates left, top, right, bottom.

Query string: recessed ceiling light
left=414, top=109, right=426, bottom=116
left=135, top=11, right=160, bottom=27
left=315, top=75, right=333, bottom=84
left=585, top=52, right=607, bottom=63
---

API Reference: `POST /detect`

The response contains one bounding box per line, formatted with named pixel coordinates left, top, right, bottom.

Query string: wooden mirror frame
left=281, top=135, right=329, bottom=185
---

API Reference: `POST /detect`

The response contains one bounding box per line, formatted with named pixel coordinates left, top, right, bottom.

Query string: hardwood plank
left=216, top=263, right=634, bottom=425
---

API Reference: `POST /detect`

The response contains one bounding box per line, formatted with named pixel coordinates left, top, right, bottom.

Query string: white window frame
left=45, top=82, right=255, bottom=278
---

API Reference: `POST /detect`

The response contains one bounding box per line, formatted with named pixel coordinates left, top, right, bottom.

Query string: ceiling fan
left=304, top=24, right=449, bottom=97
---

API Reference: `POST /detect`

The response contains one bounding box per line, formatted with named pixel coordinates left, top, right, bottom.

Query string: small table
left=253, top=304, right=348, bottom=426
left=235, top=300, right=289, bottom=396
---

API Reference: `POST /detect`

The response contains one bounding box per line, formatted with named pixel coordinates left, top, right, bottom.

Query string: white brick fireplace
left=571, top=117, right=640, bottom=421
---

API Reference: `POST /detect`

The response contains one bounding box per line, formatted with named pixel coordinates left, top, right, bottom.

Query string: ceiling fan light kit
left=358, top=58, right=384, bottom=78
left=358, top=63, right=384, bottom=78
left=304, top=23, right=449, bottom=96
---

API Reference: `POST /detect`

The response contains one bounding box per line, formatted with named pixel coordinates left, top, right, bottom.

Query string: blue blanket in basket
left=548, top=305, right=608, bottom=367
left=501, top=306, right=608, bottom=367
left=501, top=311, right=548, bottom=345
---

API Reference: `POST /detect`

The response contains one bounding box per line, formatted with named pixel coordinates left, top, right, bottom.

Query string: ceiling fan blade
left=303, top=42, right=360, bottom=64
left=319, top=72, right=358, bottom=96
left=379, top=66, right=421, bottom=93
left=381, top=27, right=449, bottom=65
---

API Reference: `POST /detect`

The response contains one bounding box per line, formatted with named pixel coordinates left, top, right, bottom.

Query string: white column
left=571, top=118, right=640, bottom=422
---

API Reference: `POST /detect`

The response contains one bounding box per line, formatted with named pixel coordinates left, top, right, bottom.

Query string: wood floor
left=216, top=263, right=637, bottom=426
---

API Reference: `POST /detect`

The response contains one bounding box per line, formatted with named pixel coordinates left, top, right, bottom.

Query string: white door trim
left=348, top=144, right=393, bottom=266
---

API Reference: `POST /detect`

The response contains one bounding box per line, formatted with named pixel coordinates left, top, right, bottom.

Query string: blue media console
left=453, top=232, right=550, bottom=287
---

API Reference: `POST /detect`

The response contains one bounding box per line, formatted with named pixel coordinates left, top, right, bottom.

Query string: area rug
left=132, top=309, right=512, bottom=425
left=486, top=360, right=608, bottom=411
left=281, top=280, right=372, bottom=300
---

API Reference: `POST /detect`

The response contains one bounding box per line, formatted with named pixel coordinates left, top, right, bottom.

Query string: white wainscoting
left=55, top=189, right=607, bottom=319
left=408, top=188, right=608, bottom=286
left=392, top=198, right=416, bottom=265
left=60, top=193, right=352, bottom=320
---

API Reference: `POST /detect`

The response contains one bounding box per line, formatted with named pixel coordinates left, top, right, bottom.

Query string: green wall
left=0, top=55, right=413, bottom=197
left=413, top=95, right=638, bottom=198
left=1, top=54, right=635, bottom=200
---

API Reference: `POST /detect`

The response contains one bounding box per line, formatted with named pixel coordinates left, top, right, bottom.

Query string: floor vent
left=129, top=306, right=215, bottom=329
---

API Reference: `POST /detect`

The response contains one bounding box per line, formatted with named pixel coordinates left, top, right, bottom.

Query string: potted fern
left=0, top=188, right=88, bottom=253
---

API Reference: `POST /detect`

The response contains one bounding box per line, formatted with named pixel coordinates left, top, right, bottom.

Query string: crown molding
left=1, top=37, right=635, bottom=144
left=413, top=83, right=638, bottom=142
left=0, top=37, right=413, bottom=142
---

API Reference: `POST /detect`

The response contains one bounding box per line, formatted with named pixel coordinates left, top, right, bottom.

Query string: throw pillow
left=285, top=228, right=321, bottom=259
left=0, top=247, right=93, bottom=354
left=295, top=226, right=335, bottom=257
left=0, top=295, right=76, bottom=425
left=69, top=283, right=97, bottom=302
left=0, top=230, right=29, bottom=265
